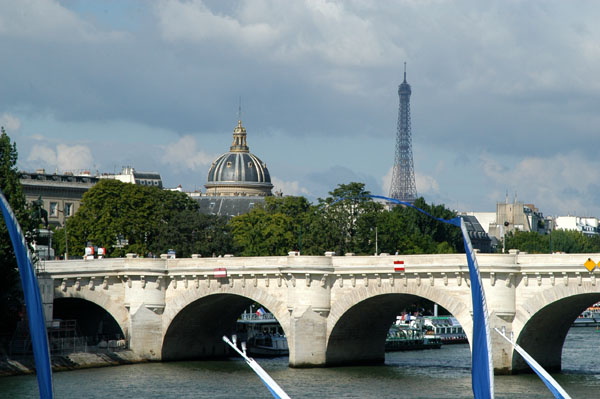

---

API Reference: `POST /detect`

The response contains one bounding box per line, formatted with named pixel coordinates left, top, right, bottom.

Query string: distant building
left=192, top=119, right=273, bottom=217
left=19, top=169, right=99, bottom=228
left=460, top=215, right=493, bottom=253
left=554, top=216, right=598, bottom=237
left=487, top=199, right=550, bottom=241
left=100, top=166, right=163, bottom=188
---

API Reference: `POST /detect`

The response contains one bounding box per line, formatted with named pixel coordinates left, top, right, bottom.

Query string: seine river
left=1, top=328, right=599, bottom=398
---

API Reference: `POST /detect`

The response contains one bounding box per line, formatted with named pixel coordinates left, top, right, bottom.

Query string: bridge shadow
left=515, top=293, right=600, bottom=374
left=53, top=298, right=124, bottom=345
left=161, top=294, right=286, bottom=362
left=326, top=294, right=467, bottom=366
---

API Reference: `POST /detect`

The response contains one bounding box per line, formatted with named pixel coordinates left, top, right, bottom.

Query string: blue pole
left=0, top=189, right=54, bottom=398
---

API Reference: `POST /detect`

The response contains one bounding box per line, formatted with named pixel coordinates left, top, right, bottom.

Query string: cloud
left=154, top=0, right=403, bottom=68
left=160, top=135, right=215, bottom=171
left=480, top=151, right=600, bottom=216
left=0, top=0, right=126, bottom=42
left=0, top=113, right=21, bottom=131
left=155, top=0, right=277, bottom=47
left=271, top=176, right=309, bottom=196
left=27, top=143, right=93, bottom=172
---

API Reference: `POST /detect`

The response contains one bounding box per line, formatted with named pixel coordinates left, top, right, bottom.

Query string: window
left=226, top=161, right=232, bottom=167
left=65, top=203, right=73, bottom=217
left=248, top=162, right=253, bottom=168
left=49, top=202, right=58, bottom=217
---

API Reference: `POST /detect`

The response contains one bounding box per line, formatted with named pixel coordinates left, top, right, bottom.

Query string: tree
left=367, top=197, right=462, bottom=255
left=505, top=229, right=600, bottom=254
left=65, top=179, right=233, bottom=257
left=229, top=183, right=463, bottom=257
left=231, top=202, right=295, bottom=256
left=0, top=127, right=38, bottom=348
left=315, top=182, right=384, bottom=255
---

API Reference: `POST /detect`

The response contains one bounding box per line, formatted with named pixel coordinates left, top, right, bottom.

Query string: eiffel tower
left=389, top=63, right=417, bottom=203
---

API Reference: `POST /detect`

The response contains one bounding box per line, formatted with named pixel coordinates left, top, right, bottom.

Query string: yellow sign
left=584, top=258, right=596, bottom=272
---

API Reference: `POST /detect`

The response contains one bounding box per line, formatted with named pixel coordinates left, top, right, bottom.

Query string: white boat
left=236, top=312, right=289, bottom=357
left=422, top=316, right=468, bottom=344
left=573, top=303, right=600, bottom=327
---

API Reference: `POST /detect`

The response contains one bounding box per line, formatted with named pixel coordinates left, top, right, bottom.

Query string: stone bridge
left=37, top=252, right=600, bottom=374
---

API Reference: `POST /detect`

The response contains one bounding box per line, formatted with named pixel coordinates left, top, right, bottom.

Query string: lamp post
left=502, top=221, right=509, bottom=253
left=57, top=207, right=69, bottom=260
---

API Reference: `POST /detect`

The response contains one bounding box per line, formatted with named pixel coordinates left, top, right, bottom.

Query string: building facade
left=19, top=170, right=99, bottom=228
left=100, top=166, right=163, bottom=188
left=554, top=216, right=599, bottom=236
left=487, top=200, right=550, bottom=241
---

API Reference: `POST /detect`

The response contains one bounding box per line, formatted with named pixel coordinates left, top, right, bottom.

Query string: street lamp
left=56, top=206, right=69, bottom=260
left=502, top=221, right=509, bottom=253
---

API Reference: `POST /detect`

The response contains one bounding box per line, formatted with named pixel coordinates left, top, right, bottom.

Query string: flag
left=256, top=307, right=266, bottom=317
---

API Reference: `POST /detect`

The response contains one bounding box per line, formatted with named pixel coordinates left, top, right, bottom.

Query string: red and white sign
left=98, top=248, right=106, bottom=256
left=213, top=268, right=227, bottom=278
left=393, top=260, right=405, bottom=272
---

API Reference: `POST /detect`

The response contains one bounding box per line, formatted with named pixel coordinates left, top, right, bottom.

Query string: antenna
left=403, top=62, right=407, bottom=82
left=238, top=96, right=242, bottom=121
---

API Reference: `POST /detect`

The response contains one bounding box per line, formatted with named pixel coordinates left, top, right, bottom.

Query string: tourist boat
left=385, top=322, right=442, bottom=351
left=573, top=303, right=600, bottom=327
left=422, top=316, right=468, bottom=344
left=236, top=311, right=289, bottom=357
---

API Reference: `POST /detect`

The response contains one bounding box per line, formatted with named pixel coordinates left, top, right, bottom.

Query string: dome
left=207, top=152, right=271, bottom=184
left=205, top=120, right=273, bottom=197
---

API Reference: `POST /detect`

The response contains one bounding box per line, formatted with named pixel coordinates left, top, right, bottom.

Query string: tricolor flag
left=256, top=307, right=266, bottom=317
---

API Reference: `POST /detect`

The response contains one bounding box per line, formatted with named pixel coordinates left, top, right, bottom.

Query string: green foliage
left=230, top=197, right=302, bottom=256
left=65, top=180, right=232, bottom=257
left=374, top=197, right=462, bottom=255
left=504, top=229, right=600, bottom=254
left=229, top=183, right=461, bottom=257
left=0, top=127, right=38, bottom=345
left=313, top=182, right=384, bottom=255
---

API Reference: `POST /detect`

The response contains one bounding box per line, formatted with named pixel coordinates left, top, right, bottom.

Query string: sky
left=1, top=0, right=600, bottom=217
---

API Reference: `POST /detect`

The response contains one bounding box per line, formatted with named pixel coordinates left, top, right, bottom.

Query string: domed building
left=205, top=120, right=273, bottom=197
left=194, top=119, right=274, bottom=217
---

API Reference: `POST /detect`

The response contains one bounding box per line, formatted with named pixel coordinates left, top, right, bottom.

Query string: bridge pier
left=125, top=275, right=166, bottom=360
left=130, top=305, right=164, bottom=360
left=288, top=306, right=328, bottom=367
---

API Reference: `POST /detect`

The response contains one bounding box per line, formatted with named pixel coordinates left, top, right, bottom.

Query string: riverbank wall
left=0, top=350, right=147, bottom=377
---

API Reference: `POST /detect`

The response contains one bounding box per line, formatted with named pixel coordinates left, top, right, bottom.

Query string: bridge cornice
left=42, top=253, right=600, bottom=279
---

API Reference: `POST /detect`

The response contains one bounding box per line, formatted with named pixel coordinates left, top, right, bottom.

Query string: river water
left=2, top=327, right=599, bottom=398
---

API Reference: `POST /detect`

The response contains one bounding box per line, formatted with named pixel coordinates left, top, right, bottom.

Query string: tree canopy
left=505, top=229, right=600, bottom=254
left=230, top=182, right=462, bottom=256
left=0, top=127, right=38, bottom=347
left=63, top=179, right=232, bottom=257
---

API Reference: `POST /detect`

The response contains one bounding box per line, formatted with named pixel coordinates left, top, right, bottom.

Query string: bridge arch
left=54, top=289, right=130, bottom=339
left=326, top=284, right=472, bottom=366
left=513, top=284, right=600, bottom=373
left=161, top=285, right=289, bottom=361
